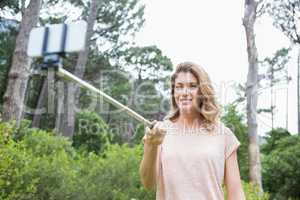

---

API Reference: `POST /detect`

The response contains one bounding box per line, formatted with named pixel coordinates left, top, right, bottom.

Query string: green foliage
left=262, top=135, right=300, bottom=200
left=265, top=0, right=300, bottom=44
left=11, top=119, right=32, bottom=141
left=0, top=0, right=20, bottom=15
left=73, top=110, right=113, bottom=154
left=261, top=128, right=291, bottom=155
left=57, top=0, right=146, bottom=51
left=243, top=182, right=270, bottom=200
left=0, top=121, right=78, bottom=200
left=75, top=144, right=155, bottom=200
left=241, top=182, right=270, bottom=200
left=93, top=0, right=145, bottom=45
left=224, top=182, right=270, bottom=200
left=122, top=45, right=173, bottom=80
left=221, top=104, right=250, bottom=182
left=131, top=123, right=145, bottom=145
left=0, top=121, right=154, bottom=200
left=259, top=47, right=291, bottom=90
left=0, top=120, right=276, bottom=199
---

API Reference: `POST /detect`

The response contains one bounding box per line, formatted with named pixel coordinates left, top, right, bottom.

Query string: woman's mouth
left=180, top=99, right=192, bottom=105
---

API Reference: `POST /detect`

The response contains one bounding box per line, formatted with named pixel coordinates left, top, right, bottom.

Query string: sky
left=134, top=0, right=298, bottom=135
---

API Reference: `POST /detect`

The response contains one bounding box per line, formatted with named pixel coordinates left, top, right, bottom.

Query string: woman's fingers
left=144, top=120, right=167, bottom=145
left=154, top=121, right=167, bottom=135
left=149, top=120, right=158, bottom=130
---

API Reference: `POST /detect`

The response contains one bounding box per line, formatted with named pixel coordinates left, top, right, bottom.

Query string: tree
left=0, top=23, right=17, bottom=110
left=51, top=0, right=146, bottom=137
left=265, top=0, right=300, bottom=134
left=119, top=45, right=172, bottom=140
left=56, top=0, right=99, bottom=137
left=258, top=48, right=292, bottom=129
left=242, top=0, right=263, bottom=193
left=2, top=0, right=42, bottom=125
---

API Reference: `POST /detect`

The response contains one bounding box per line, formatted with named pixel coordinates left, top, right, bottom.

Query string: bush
left=261, top=128, right=291, bottom=155
left=0, top=122, right=78, bottom=200
left=131, top=123, right=146, bottom=145
left=75, top=144, right=155, bottom=200
left=73, top=111, right=113, bottom=154
left=0, top=121, right=273, bottom=200
left=224, top=181, right=270, bottom=200
left=262, top=135, right=300, bottom=200
left=0, top=121, right=154, bottom=200
left=242, top=182, right=270, bottom=200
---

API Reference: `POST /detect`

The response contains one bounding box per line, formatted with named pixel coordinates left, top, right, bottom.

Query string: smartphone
left=27, top=20, right=87, bottom=57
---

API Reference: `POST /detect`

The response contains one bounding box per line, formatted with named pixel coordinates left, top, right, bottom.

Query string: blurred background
left=0, top=0, right=299, bottom=199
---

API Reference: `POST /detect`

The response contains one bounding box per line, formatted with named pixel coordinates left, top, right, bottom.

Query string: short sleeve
left=224, top=127, right=241, bottom=159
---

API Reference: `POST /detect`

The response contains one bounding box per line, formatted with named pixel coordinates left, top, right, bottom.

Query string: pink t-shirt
left=155, top=120, right=241, bottom=200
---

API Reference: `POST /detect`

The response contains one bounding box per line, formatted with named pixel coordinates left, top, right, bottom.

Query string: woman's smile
left=180, top=98, right=193, bottom=105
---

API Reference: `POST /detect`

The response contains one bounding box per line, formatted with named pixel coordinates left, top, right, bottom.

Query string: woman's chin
left=179, top=106, right=193, bottom=113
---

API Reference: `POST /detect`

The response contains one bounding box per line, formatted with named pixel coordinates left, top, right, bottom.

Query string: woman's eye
left=189, top=85, right=198, bottom=89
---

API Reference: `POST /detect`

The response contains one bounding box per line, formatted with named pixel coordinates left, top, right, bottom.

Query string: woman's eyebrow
left=175, top=82, right=198, bottom=85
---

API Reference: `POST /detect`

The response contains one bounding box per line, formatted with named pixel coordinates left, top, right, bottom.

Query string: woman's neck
left=175, top=113, right=203, bottom=129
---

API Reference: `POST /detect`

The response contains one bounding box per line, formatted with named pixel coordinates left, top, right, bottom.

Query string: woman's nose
left=182, top=87, right=190, bottom=95
left=183, top=88, right=188, bottom=94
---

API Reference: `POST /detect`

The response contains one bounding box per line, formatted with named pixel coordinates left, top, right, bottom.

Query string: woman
left=139, top=62, right=246, bottom=200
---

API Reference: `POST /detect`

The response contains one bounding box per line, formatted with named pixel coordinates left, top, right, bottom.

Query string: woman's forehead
left=175, top=72, right=198, bottom=83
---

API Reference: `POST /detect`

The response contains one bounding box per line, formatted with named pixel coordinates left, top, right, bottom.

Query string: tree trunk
left=271, top=68, right=274, bottom=130
left=57, top=0, right=99, bottom=137
left=286, top=68, right=289, bottom=130
left=32, top=79, right=47, bottom=127
left=55, top=80, right=65, bottom=135
left=2, top=0, right=42, bottom=125
left=242, top=0, right=263, bottom=194
left=297, top=45, right=300, bottom=135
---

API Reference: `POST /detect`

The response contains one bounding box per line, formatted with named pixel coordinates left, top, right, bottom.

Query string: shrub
left=0, top=121, right=153, bottom=200
left=262, top=135, right=300, bottom=200
left=73, top=111, right=113, bottom=154
left=261, top=128, right=291, bottom=155
left=0, top=121, right=275, bottom=200
left=0, top=122, right=77, bottom=200
left=75, top=144, right=155, bottom=200
left=242, top=182, right=270, bottom=200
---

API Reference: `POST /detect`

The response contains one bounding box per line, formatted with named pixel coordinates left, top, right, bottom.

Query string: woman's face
left=174, top=72, right=200, bottom=114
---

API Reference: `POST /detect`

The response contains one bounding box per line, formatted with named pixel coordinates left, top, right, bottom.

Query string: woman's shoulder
left=215, top=121, right=235, bottom=136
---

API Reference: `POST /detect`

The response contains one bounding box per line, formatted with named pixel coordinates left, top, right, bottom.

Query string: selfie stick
left=56, top=67, right=152, bottom=127
left=28, top=21, right=153, bottom=128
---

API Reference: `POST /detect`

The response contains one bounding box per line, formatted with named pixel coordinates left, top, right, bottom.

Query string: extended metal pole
left=56, top=67, right=152, bottom=127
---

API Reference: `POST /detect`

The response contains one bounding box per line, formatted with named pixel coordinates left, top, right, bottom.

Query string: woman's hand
left=143, top=120, right=167, bottom=146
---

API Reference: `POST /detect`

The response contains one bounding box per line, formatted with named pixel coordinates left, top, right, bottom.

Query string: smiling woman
left=139, top=62, right=246, bottom=200
left=165, top=61, right=221, bottom=132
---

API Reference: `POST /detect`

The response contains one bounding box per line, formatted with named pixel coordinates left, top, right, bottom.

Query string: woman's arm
left=139, top=121, right=166, bottom=190
left=224, top=150, right=246, bottom=200
left=139, top=138, right=159, bottom=190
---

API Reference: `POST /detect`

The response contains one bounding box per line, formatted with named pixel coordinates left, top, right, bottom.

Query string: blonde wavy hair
left=163, top=62, right=221, bottom=131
